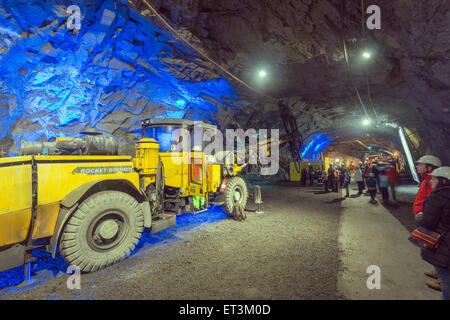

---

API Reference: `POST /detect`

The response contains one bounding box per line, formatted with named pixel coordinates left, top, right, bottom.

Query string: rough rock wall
left=0, top=0, right=243, bottom=154
left=139, top=0, right=450, bottom=163
left=1, top=0, right=448, bottom=163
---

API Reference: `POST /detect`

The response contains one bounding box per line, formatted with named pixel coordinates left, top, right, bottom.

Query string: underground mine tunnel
left=0, top=0, right=449, bottom=302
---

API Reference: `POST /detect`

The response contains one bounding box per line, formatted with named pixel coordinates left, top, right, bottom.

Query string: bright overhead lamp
left=363, top=118, right=371, bottom=126
left=362, top=51, right=371, bottom=59
left=258, top=70, right=267, bottom=78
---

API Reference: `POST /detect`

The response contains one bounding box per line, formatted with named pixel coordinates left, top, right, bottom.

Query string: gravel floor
left=1, top=183, right=345, bottom=300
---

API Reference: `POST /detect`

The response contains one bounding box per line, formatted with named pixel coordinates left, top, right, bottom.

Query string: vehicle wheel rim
left=87, top=210, right=129, bottom=252
left=233, top=186, right=242, bottom=202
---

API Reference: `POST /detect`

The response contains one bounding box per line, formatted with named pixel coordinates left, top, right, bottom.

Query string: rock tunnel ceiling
left=0, top=0, right=449, bottom=163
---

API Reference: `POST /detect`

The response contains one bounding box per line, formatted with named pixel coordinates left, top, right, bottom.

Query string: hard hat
left=416, top=155, right=441, bottom=167
left=430, top=167, right=450, bottom=180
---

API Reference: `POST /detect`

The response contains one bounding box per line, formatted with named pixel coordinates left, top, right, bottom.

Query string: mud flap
left=150, top=213, right=176, bottom=234
left=0, top=244, right=25, bottom=272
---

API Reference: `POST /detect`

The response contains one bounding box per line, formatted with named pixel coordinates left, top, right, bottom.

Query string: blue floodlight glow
left=0, top=0, right=242, bottom=154
left=0, top=205, right=229, bottom=293
left=301, top=134, right=333, bottom=160
left=0, top=0, right=243, bottom=293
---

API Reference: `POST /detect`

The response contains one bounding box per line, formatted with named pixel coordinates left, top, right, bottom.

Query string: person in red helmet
left=413, top=155, right=441, bottom=291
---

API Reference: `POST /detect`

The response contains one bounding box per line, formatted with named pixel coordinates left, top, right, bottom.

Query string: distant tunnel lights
left=362, top=51, right=371, bottom=59
left=363, top=118, right=371, bottom=126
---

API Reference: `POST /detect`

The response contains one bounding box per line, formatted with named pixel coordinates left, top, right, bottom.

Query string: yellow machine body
left=0, top=119, right=244, bottom=274
left=134, top=138, right=160, bottom=187
left=308, top=161, right=325, bottom=172
left=133, top=136, right=222, bottom=199
left=0, top=135, right=225, bottom=251
left=158, top=152, right=222, bottom=198
left=324, top=157, right=331, bottom=171
left=289, top=160, right=325, bottom=182
left=0, top=155, right=138, bottom=248
left=289, top=161, right=301, bottom=182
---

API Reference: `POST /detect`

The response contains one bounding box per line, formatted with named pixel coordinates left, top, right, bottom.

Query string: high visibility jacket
left=413, top=170, right=434, bottom=216
left=386, top=168, right=399, bottom=185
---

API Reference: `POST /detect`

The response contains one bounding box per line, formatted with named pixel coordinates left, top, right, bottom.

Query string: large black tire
left=59, top=191, right=144, bottom=272
left=224, top=176, right=249, bottom=216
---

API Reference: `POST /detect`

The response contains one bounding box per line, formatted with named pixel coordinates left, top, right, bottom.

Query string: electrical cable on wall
left=139, top=0, right=277, bottom=102
left=361, top=0, right=378, bottom=119
left=361, top=0, right=365, bottom=40
left=365, top=66, right=378, bottom=118
left=340, top=0, right=370, bottom=119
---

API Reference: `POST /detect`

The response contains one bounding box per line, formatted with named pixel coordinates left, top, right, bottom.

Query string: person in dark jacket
left=317, top=167, right=323, bottom=185
left=339, top=167, right=345, bottom=187
left=371, top=162, right=380, bottom=193
left=343, top=167, right=351, bottom=197
left=309, top=164, right=314, bottom=186
left=418, top=167, right=450, bottom=300
left=366, top=173, right=378, bottom=203
left=323, top=170, right=329, bottom=192
left=301, top=166, right=308, bottom=186
left=364, top=162, right=370, bottom=193
left=328, top=165, right=337, bottom=192
left=355, top=163, right=364, bottom=195
left=414, top=155, right=442, bottom=289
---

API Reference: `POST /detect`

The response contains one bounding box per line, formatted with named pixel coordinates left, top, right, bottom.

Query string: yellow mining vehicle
left=0, top=119, right=248, bottom=273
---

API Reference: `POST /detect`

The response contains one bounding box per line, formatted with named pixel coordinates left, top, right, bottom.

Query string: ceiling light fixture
left=258, top=70, right=267, bottom=78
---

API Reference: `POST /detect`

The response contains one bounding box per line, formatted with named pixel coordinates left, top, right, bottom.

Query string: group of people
left=301, top=155, right=450, bottom=299
left=411, top=155, right=450, bottom=300
left=353, top=161, right=400, bottom=203
left=322, top=164, right=351, bottom=195
left=300, top=164, right=316, bottom=186
left=300, top=163, right=353, bottom=194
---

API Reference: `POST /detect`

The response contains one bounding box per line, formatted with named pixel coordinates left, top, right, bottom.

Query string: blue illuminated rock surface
left=0, top=0, right=242, bottom=154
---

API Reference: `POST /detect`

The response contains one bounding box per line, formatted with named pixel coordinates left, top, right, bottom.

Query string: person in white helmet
left=418, top=167, right=450, bottom=300
left=413, top=155, right=441, bottom=289
left=355, top=162, right=364, bottom=195
left=414, top=155, right=441, bottom=220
